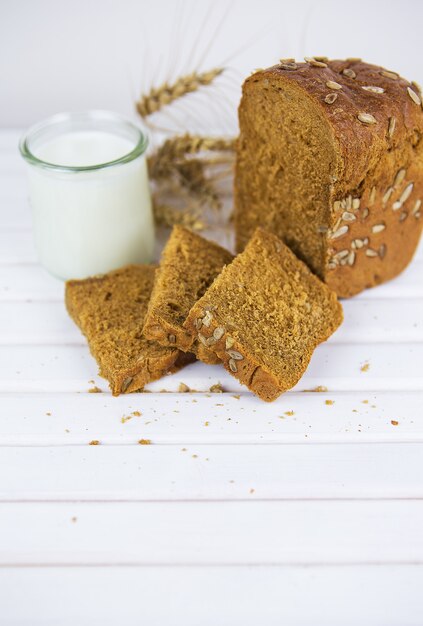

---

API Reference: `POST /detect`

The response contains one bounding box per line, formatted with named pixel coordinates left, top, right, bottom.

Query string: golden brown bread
left=66, top=265, right=190, bottom=395
left=235, top=57, right=423, bottom=297
left=143, top=226, right=233, bottom=364
left=184, top=228, right=343, bottom=402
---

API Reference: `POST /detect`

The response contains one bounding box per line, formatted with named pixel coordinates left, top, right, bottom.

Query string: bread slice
left=143, top=226, right=233, bottom=364
left=66, top=265, right=189, bottom=395
left=184, top=229, right=343, bottom=402
left=235, top=58, right=423, bottom=297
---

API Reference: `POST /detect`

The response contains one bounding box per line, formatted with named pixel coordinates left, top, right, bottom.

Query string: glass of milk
left=19, top=110, right=154, bottom=280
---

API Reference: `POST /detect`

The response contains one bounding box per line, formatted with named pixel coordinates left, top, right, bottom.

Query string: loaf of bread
left=184, top=228, right=343, bottom=402
left=235, top=57, right=423, bottom=297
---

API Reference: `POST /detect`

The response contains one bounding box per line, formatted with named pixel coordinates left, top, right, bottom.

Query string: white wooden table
left=1, top=128, right=423, bottom=625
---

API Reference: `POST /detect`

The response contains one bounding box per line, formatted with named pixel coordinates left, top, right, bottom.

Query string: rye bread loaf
left=66, top=265, right=189, bottom=395
left=143, top=226, right=233, bottom=364
left=184, top=228, right=343, bottom=402
left=235, top=57, right=423, bottom=297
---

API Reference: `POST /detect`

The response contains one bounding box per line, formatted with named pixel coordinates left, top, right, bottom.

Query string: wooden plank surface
left=1, top=565, right=422, bottom=626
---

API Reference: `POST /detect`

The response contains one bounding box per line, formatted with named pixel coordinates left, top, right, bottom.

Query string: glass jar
left=19, top=110, right=154, bottom=280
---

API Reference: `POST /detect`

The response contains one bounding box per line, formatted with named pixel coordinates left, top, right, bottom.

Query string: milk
left=21, top=114, right=154, bottom=280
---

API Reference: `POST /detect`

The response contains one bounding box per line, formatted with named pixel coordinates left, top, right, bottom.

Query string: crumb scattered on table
left=325, top=399, right=335, bottom=405
left=391, top=420, right=399, bottom=426
left=46, top=412, right=51, bottom=416
left=132, top=411, right=141, bottom=417
left=88, top=386, right=102, bottom=393
left=303, top=385, right=328, bottom=392
left=232, top=394, right=241, bottom=400
left=204, top=421, right=210, bottom=426
left=138, top=438, right=151, bottom=445
left=360, top=362, right=370, bottom=372
left=178, top=382, right=190, bottom=393
left=89, top=440, right=100, bottom=445
left=209, top=383, right=223, bottom=393
left=71, top=517, right=77, bottom=523
left=284, top=410, right=295, bottom=416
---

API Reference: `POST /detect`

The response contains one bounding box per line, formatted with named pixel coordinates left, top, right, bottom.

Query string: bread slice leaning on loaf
left=235, top=58, right=423, bottom=297
left=184, top=228, right=343, bottom=402
left=66, top=265, right=190, bottom=395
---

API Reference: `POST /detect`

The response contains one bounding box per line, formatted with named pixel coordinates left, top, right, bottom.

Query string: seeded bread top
left=247, top=58, right=423, bottom=189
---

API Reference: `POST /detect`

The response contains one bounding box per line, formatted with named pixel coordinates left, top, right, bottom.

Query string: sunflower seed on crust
left=202, top=310, right=213, bottom=328
left=213, top=327, right=225, bottom=341
left=388, top=117, right=396, bottom=138
left=382, top=187, right=394, bottom=206
left=342, top=211, right=356, bottom=222
left=381, top=70, right=399, bottom=80
left=324, top=93, right=338, bottom=104
left=228, top=359, right=238, bottom=373
left=168, top=334, right=176, bottom=343
left=329, top=225, right=349, bottom=240
left=372, top=224, right=386, bottom=233
left=362, top=85, right=385, bottom=94
left=394, top=169, right=406, bottom=188
left=379, top=244, right=387, bottom=259
left=342, top=68, right=356, bottom=79
left=366, top=249, right=378, bottom=257
left=227, top=350, right=244, bottom=361
left=369, top=187, right=376, bottom=206
left=347, top=251, right=356, bottom=266
left=326, top=80, right=342, bottom=90
left=121, top=377, right=133, bottom=392
left=358, top=112, right=377, bottom=125
left=400, top=183, right=414, bottom=204
left=407, top=87, right=421, bottom=105
left=412, top=199, right=422, bottom=215
left=304, top=56, right=327, bottom=67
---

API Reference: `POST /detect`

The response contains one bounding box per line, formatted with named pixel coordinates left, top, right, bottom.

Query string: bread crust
left=235, top=59, right=423, bottom=297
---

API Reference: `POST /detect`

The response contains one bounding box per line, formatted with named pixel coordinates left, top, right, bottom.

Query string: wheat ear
left=136, top=68, right=224, bottom=117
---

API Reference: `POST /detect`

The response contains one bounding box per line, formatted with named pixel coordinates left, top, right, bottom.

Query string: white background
left=1, top=0, right=423, bottom=129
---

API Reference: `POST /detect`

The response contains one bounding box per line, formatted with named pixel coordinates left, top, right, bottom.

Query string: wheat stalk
left=136, top=68, right=224, bottom=118
left=148, top=133, right=235, bottom=179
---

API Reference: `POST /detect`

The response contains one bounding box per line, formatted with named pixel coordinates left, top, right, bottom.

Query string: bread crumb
left=71, top=516, right=77, bottom=523
left=303, top=385, right=328, bottom=392
left=284, top=410, right=295, bottom=416
left=210, top=383, right=224, bottom=393
left=249, top=488, right=255, bottom=494
left=132, top=411, right=141, bottom=417
left=46, top=412, right=51, bottom=416
left=181, top=447, right=187, bottom=452
left=89, top=440, right=100, bottom=445
left=362, top=400, right=369, bottom=404
left=138, top=438, right=151, bottom=445
left=178, top=382, right=190, bottom=393
left=192, top=454, right=198, bottom=458
left=88, top=386, right=102, bottom=393
left=391, top=420, right=399, bottom=426
left=65, top=429, right=70, bottom=433
left=360, top=362, right=370, bottom=372
left=121, top=415, right=132, bottom=424
left=325, top=399, right=335, bottom=405
left=204, top=421, right=210, bottom=426
left=232, top=394, right=241, bottom=400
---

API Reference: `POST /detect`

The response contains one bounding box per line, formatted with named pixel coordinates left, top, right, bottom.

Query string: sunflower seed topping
left=121, top=377, right=133, bottom=393
left=342, top=68, right=356, bottom=79
left=362, top=208, right=370, bottom=220
left=352, top=198, right=361, bottom=209
left=194, top=318, right=203, bottom=330
left=383, top=187, right=394, bottom=206
left=168, top=334, right=176, bottom=343
left=372, top=223, right=386, bottom=233
left=334, top=249, right=349, bottom=260
left=407, top=87, right=421, bottom=105
left=369, top=187, right=376, bottom=206
left=227, top=350, right=244, bottom=361
left=379, top=244, right=387, bottom=259
left=394, top=168, right=406, bottom=187
left=412, top=199, right=422, bottom=216
left=305, top=56, right=327, bottom=67
left=388, top=117, right=396, bottom=138
left=358, top=112, right=377, bottom=125
left=381, top=70, right=399, bottom=80
left=329, top=225, right=349, bottom=240
left=362, top=85, right=385, bottom=94
left=347, top=251, right=356, bottom=266
left=324, top=93, right=338, bottom=104
left=225, top=336, right=234, bottom=350
left=342, top=211, right=356, bottom=222
left=228, top=359, right=238, bottom=373
left=392, top=200, right=402, bottom=211
left=202, top=310, right=213, bottom=328
left=333, top=200, right=341, bottom=212
left=399, top=211, right=408, bottom=222
left=400, top=183, right=414, bottom=204
left=353, top=238, right=365, bottom=249
left=198, top=333, right=208, bottom=347
left=366, top=249, right=378, bottom=258
left=326, top=80, right=342, bottom=90
left=280, top=61, right=297, bottom=70
left=213, top=327, right=225, bottom=341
